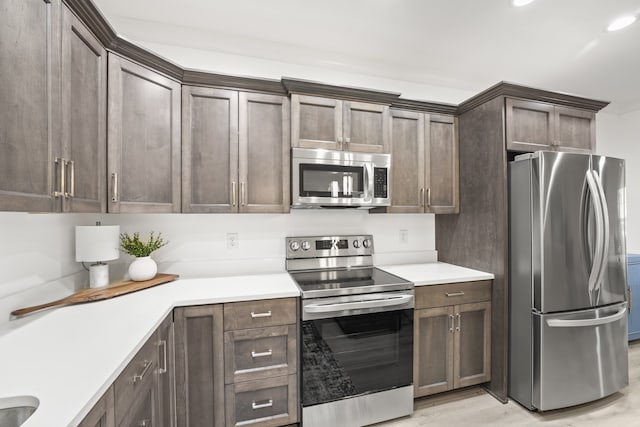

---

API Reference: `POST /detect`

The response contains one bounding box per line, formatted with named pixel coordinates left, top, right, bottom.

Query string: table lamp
left=75, top=223, right=120, bottom=288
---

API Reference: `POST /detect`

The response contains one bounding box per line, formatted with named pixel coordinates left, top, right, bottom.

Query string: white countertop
left=0, top=262, right=492, bottom=426
left=380, top=262, right=494, bottom=286
left=0, top=274, right=300, bottom=427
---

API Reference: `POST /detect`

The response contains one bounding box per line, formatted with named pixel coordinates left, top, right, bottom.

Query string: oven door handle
left=304, top=295, right=413, bottom=314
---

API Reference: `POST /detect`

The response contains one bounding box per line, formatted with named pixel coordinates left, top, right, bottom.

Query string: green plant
left=120, top=231, right=168, bottom=257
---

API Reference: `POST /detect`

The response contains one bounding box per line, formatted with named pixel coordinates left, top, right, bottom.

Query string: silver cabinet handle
left=251, top=349, right=273, bottom=358
left=133, top=359, right=152, bottom=383
left=158, top=340, right=167, bottom=374
left=630, top=287, right=633, bottom=313
left=252, top=399, right=273, bottom=410
left=231, top=181, right=237, bottom=207
left=449, top=314, right=454, bottom=332
left=65, top=160, right=75, bottom=198
left=241, top=182, right=246, bottom=206
left=53, top=158, right=66, bottom=197
left=111, top=172, right=118, bottom=202
left=345, top=137, right=351, bottom=144
left=446, top=291, right=465, bottom=297
left=138, top=419, right=151, bottom=427
left=420, top=188, right=425, bottom=207
left=456, top=313, right=461, bottom=332
left=250, top=310, right=272, bottom=318
left=427, top=187, right=431, bottom=207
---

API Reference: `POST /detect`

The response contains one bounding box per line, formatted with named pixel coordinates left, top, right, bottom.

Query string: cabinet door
left=157, top=315, right=176, bottom=427
left=107, top=54, right=181, bottom=213
left=239, top=92, right=290, bottom=213
left=0, top=0, right=61, bottom=212
left=78, top=386, right=115, bottom=427
left=343, top=101, right=390, bottom=153
left=60, top=5, right=106, bottom=212
left=454, top=301, right=491, bottom=388
left=174, top=305, right=225, bottom=427
left=414, top=306, right=454, bottom=397
left=555, top=106, right=595, bottom=153
left=182, top=86, right=238, bottom=213
left=291, top=95, right=342, bottom=150
left=425, top=114, right=459, bottom=214
left=388, top=109, right=425, bottom=213
left=118, top=379, right=157, bottom=427
left=505, top=98, right=555, bottom=152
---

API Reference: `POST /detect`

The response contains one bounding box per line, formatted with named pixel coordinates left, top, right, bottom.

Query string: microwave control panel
left=373, top=168, right=388, bottom=199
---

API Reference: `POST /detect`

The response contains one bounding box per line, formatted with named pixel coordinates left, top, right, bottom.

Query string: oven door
left=301, top=306, right=413, bottom=407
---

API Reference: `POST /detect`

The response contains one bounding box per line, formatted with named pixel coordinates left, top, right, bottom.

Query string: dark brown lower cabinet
left=225, top=375, right=298, bottom=427
left=78, top=386, right=115, bottom=427
left=414, top=282, right=492, bottom=398
left=174, top=305, right=225, bottom=427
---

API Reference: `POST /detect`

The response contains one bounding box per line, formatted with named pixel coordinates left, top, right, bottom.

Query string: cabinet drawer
left=117, top=379, right=156, bottom=427
left=224, top=298, right=296, bottom=330
left=415, top=280, right=492, bottom=309
left=224, top=325, right=297, bottom=384
left=225, top=375, right=298, bottom=427
left=114, top=335, right=157, bottom=426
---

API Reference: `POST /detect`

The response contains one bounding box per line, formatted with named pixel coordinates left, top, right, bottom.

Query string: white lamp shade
left=75, top=225, right=120, bottom=262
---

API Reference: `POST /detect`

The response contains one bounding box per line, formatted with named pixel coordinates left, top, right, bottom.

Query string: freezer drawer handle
left=546, top=307, right=627, bottom=328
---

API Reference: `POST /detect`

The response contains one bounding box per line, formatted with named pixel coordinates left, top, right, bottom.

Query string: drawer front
left=224, top=298, right=296, bottom=331
left=416, top=280, right=492, bottom=309
left=117, top=378, right=156, bottom=427
left=224, top=325, right=297, bottom=384
left=225, top=375, right=298, bottom=427
left=114, top=335, right=158, bottom=426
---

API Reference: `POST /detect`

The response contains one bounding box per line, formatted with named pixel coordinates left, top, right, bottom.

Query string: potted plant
left=120, top=231, right=168, bottom=281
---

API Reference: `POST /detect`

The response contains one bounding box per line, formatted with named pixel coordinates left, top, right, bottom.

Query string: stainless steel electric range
left=286, top=235, right=414, bottom=427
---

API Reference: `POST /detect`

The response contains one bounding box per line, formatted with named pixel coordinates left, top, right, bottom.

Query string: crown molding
left=282, top=78, right=401, bottom=105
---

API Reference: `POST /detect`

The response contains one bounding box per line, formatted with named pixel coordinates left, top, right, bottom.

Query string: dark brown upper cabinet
left=291, top=94, right=390, bottom=153
left=61, top=4, right=107, bottom=213
left=388, top=110, right=459, bottom=214
left=505, top=98, right=596, bottom=153
left=107, top=54, right=181, bottom=213
left=0, top=1, right=107, bottom=213
left=0, top=0, right=61, bottom=212
left=182, top=86, right=290, bottom=213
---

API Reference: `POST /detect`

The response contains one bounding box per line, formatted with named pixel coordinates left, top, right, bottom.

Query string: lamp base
left=89, top=263, right=109, bottom=288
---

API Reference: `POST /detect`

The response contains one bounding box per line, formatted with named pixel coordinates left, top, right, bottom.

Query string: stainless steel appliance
left=286, top=235, right=413, bottom=427
left=509, top=151, right=628, bottom=411
left=291, top=148, right=390, bottom=208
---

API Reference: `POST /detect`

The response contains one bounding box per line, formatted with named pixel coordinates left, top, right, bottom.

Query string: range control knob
left=362, top=238, right=372, bottom=249
left=289, top=241, right=300, bottom=251
left=352, top=240, right=361, bottom=248
left=301, top=240, right=311, bottom=251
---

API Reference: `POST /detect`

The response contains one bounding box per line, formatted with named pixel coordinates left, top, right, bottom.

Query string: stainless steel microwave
left=291, top=148, right=391, bottom=208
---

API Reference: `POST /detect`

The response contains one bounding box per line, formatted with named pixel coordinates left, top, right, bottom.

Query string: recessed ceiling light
left=512, top=0, right=535, bottom=7
left=607, top=15, right=637, bottom=32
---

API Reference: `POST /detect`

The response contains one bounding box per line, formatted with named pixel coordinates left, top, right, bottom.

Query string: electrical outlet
left=399, top=229, right=409, bottom=243
left=227, top=232, right=239, bottom=249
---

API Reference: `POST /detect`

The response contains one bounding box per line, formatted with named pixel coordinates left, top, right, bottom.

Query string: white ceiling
left=92, top=0, right=640, bottom=113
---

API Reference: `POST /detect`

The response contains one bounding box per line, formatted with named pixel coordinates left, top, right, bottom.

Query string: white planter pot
left=128, top=256, right=157, bottom=281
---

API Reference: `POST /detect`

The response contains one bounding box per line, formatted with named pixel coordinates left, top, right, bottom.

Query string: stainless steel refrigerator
left=509, top=151, right=628, bottom=411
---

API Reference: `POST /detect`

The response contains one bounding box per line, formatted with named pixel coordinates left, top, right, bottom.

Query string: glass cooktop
left=289, top=267, right=413, bottom=299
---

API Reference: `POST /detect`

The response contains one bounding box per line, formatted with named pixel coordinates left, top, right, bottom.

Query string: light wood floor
left=378, top=340, right=640, bottom=426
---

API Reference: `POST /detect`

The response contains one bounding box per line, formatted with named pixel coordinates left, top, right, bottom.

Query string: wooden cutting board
left=11, top=273, right=179, bottom=318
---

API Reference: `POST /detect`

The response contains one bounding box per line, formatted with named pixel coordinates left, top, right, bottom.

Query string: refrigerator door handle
left=546, top=306, right=626, bottom=328
left=592, top=170, right=610, bottom=296
left=586, top=170, right=605, bottom=303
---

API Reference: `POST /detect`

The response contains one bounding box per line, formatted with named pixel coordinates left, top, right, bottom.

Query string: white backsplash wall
left=0, top=210, right=435, bottom=326
left=597, top=110, right=640, bottom=253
